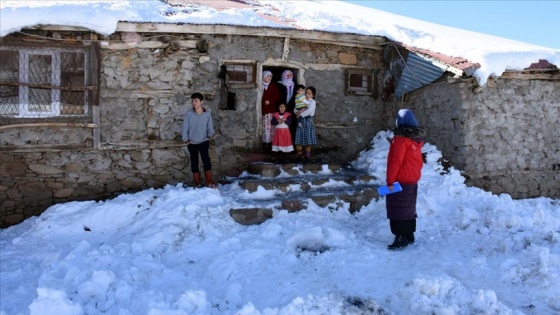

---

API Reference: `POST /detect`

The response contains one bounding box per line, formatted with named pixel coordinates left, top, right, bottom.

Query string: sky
left=1, top=0, right=559, bottom=86
left=1, top=130, right=559, bottom=314
left=1, top=2, right=560, bottom=314
left=344, top=1, right=560, bottom=50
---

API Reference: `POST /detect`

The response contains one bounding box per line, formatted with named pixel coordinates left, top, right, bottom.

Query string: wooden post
left=93, top=105, right=101, bottom=149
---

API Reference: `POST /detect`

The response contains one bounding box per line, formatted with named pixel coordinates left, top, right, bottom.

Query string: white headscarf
left=262, top=70, right=272, bottom=90
left=277, top=70, right=294, bottom=103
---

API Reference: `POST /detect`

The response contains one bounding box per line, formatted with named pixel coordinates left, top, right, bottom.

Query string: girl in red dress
left=271, top=103, right=294, bottom=153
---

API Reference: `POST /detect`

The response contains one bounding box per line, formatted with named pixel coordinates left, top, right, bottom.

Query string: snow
left=1, top=1, right=559, bottom=313
left=1, top=0, right=559, bottom=85
left=1, top=130, right=559, bottom=314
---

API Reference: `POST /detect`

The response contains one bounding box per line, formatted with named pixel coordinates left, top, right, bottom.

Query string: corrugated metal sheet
left=395, top=52, right=445, bottom=98
left=384, top=43, right=478, bottom=98
left=400, top=43, right=480, bottom=76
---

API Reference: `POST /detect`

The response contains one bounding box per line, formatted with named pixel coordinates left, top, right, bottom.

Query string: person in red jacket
left=385, top=109, right=424, bottom=250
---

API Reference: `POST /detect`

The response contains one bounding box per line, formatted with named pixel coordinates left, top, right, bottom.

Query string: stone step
left=238, top=161, right=378, bottom=192
left=229, top=187, right=378, bottom=225
left=228, top=161, right=382, bottom=225
left=246, top=161, right=344, bottom=177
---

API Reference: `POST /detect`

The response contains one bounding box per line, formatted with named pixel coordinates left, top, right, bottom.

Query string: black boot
left=388, top=235, right=409, bottom=250
left=405, top=233, right=415, bottom=244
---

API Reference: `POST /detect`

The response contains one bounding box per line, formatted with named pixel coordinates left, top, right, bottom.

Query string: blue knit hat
left=395, top=109, right=418, bottom=127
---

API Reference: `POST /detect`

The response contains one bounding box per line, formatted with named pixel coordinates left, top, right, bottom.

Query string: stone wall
left=0, top=145, right=191, bottom=227
left=0, top=31, right=387, bottom=227
left=98, top=34, right=386, bottom=165
left=401, top=77, right=560, bottom=198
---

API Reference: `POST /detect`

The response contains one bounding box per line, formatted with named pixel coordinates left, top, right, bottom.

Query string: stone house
left=0, top=1, right=558, bottom=227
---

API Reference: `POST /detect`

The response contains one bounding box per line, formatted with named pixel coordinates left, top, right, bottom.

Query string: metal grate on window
left=0, top=43, right=97, bottom=125
left=226, top=64, right=255, bottom=84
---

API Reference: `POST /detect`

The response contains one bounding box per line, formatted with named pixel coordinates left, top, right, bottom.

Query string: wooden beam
left=282, top=37, right=290, bottom=61
left=304, top=38, right=385, bottom=50
left=0, top=81, right=98, bottom=91
left=92, top=106, right=101, bottom=149
left=115, top=22, right=387, bottom=48
left=0, top=143, right=90, bottom=152
left=0, top=123, right=98, bottom=131
left=26, top=24, right=93, bottom=32
left=20, top=22, right=387, bottom=49
left=501, top=72, right=559, bottom=80
left=130, top=90, right=216, bottom=99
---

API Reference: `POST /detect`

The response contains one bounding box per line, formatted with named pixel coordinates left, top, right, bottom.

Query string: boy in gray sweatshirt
left=181, top=92, right=216, bottom=188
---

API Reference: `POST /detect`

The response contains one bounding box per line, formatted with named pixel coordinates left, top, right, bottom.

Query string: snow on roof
left=1, top=0, right=559, bottom=85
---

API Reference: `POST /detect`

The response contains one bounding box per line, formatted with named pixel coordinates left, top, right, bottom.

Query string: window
left=222, top=62, right=256, bottom=87
left=346, top=69, right=374, bottom=96
left=0, top=41, right=99, bottom=124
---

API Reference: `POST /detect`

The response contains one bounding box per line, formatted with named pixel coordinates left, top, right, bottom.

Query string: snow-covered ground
left=1, top=130, right=559, bottom=315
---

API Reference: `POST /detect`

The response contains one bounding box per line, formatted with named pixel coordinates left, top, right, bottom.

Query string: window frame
left=222, top=61, right=256, bottom=88
left=0, top=40, right=99, bottom=124
left=346, top=68, right=375, bottom=96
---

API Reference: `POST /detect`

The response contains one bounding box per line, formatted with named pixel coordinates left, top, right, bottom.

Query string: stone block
left=46, top=182, right=64, bottom=189
left=64, top=163, right=84, bottom=173
left=310, top=195, right=337, bottom=208
left=5, top=214, right=24, bottom=226
left=327, top=163, right=342, bottom=172
left=54, top=188, right=74, bottom=198
left=247, top=163, right=280, bottom=178
left=0, top=153, right=15, bottom=162
left=301, top=164, right=322, bottom=173
left=229, top=208, right=273, bottom=225
left=2, top=200, right=16, bottom=208
left=152, top=149, right=184, bottom=167
left=75, top=186, right=105, bottom=196
left=106, top=180, right=122, bottom=193
left=239, top=180, right=275, bottom=193
left=281, top=164, right=301, bottom=176
left=281, top=199, right=307, bottom=212
left=18, top=182, right=52, bottom=199
left=122, top=177, right=145, bottom=190
left=0, top=161, right=28, bottom=176
left=311, top=178, right=329, bottom=186
left=338, top=53, right=357, bottom=65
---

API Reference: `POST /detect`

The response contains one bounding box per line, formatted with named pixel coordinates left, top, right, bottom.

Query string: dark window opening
left=346, top=69, right=374, bottom=96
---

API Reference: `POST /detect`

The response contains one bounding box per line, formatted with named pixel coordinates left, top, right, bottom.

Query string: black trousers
left=187, top=141, right=211, bottom=173
left=390, top=219, right=416, bottom=236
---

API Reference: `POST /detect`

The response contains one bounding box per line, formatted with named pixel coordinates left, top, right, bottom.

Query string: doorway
left=261, top=66, right=300, bottom=144
left=263, top=66, right=300, bottom=110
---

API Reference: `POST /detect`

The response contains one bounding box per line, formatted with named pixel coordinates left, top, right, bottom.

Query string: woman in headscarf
left=261, top=70, right=280, bottom=149
left=276, top=69, right=297, bottom=141
left=277, top=70, right=295, bottom=106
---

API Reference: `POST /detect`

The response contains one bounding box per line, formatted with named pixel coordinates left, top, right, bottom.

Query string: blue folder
left=377, top=182, right=402, bottom=196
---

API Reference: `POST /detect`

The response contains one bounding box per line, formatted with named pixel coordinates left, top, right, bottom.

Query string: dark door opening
left=262, top=66, right=300, bottom=143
